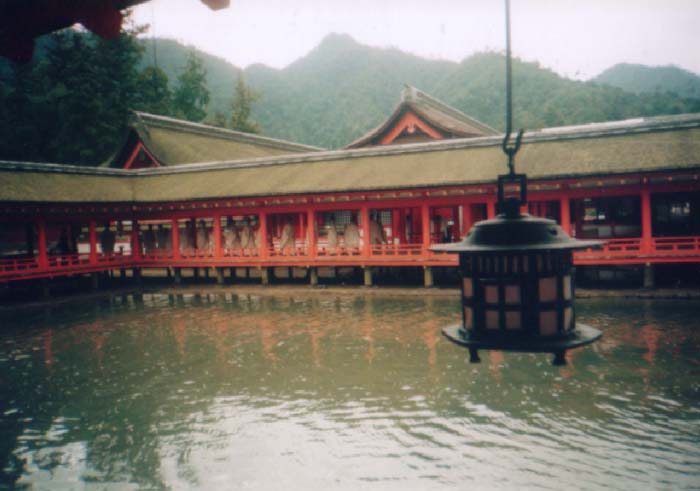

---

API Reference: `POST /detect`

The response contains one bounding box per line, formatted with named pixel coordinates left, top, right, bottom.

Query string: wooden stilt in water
left=423, top=266, right=434, bottom=288
left=363, top=267, right=373, bottom=287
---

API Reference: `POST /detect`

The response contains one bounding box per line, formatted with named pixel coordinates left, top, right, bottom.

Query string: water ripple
left=1, top=294, right=699, bottom=490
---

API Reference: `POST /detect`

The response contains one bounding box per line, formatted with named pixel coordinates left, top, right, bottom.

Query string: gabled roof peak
left=402, top=85, right=498, bottom=135
left=346, top=86, right=499, bottom=149
left=132, top=112, right=323, bottom=153
left=108, top=111, right=324, bottom=169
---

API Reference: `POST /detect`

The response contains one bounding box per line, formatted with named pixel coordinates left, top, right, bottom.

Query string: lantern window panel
left=485, top=285, right=499, bottom=304
left=464, top=307, right=473, bottom=329
left=504, top=285, right=520, bottom=305
left=563, top=275, right=572, bottom=300
left=486, top=310, right=500, bottom=330
left=505, top=311, right=521, bottom=330
left=539, top=311, right=559, bottom=336
left=463, top=278, right=473, bottom=298
left=539, top=277, right=558, bottom=303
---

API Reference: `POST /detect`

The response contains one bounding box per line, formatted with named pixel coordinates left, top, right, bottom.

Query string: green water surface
left=0, top=292, right=698, bottom=490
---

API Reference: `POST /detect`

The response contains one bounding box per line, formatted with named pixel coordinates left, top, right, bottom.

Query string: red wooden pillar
left=307, top=208, right=317, bottom=257
left=361, top=206, right=371, bottom=257
left=89, top=220, right=98, bottom=264
left=190, top=216, right=197, bottom=251
left=171, top=219, right=181, bottom=259
left=213, top=214, right=223, bottom=258
left=259, top=211, right=269, bottom=258
left=298, top=212, right=305, bottom=252
left=392, top=209, right=400, bottom=244
left=559, top=197, right=571, bottom=235
left=641, top=187, right=652, bottom=254
left=462, top=204, right=473, bottom=236
left=486, top=200, right=496, bottom=219
left=131, top=219, right=141, bottom=259
left=421, top=203, right=431, bottom=252
left=37, top=219, right=48, bottom=268
left=451, top=206, right=459, bottom=241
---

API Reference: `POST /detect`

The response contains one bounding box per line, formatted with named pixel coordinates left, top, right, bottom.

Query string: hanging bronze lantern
left=432, top=180, right=603, bottom=365
left=432, top=0, right=602, bottom=365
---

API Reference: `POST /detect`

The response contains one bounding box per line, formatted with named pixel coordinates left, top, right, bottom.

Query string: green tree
left=172, top=51, right=209, bottom=122
left=210, top=111, right=228, bottom=128
left=0, top=16, right=145, bottom=165
left=134, top=65, right=172, bottom=115
left=229, top=75, right=259, bottom=133
left=0, top=61, right=52, bottom=162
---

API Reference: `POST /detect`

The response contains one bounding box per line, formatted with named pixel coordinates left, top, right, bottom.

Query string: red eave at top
left=0, top=0, right=230, bottom=63
left=379, top=110, right=445, bottom=145
left=122, top=141, right=161, bottom=170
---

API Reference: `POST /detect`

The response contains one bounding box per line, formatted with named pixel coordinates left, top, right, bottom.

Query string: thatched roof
left=2, top=113, right=700, bottom=204
left=345, top=85, right=499, bottom=149
left=0, top=162, right=132, bottom=203
left=108, top=112, right=323, bottom=168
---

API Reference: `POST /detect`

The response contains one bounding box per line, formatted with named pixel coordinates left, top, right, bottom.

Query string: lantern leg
left=552, top=350, right=567, bottom=366
left=469, top=348, right=481, bottom=363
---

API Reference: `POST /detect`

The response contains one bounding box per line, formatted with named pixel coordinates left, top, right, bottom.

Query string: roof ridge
left=133, top=111, right=324, bottom=152
left=4, top=112, right=700, bottom=178
left=402, top=85, right=499, bottom=135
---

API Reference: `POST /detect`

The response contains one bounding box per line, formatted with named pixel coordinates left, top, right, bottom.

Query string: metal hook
left=502, top=129, right=524, bottom=175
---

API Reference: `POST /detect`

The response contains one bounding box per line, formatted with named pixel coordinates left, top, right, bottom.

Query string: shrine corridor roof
left=1, top=113, right=699, bottom=204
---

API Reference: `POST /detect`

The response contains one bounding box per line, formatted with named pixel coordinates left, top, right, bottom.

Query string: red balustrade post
left=462, top=204, right=473, bottom=236
left=259, top=211, right=269, bottom=259
left=213, top=213, right=223, bottom=258
left=37, top=219, right=48, bottom=269
left=641, top=188, right=652, bottom=255
left=486, top=200, right=496, bottom=219
left=171, top=219, right=181, bottom=259
left=298, top=212, right=305, bottom=251
left=131, top=219, right=141, bottom=260
left=421, top=203, right=431, bottom=254
left=89, top=220, right=98, bottom=264
left=307, top=208, right=317, bottom=257
left=559, top=197, right=571, bottom=235
left=392, top=209, right=400, bottom=244
left=361, top=206, right=371, bottom=257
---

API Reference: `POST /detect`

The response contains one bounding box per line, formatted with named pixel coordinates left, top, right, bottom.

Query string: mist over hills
left=142, top=33, right=700, bottom=148
left=593, top=63, right=700, bottom=99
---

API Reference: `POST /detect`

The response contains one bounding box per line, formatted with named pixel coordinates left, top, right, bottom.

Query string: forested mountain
left=594, top=63, right=700, bottom=99
left=143, top=33, right=700, bottom=149
left=3, top=30, right=700, bottom=165
left=138, top=38, right=242, bottom=110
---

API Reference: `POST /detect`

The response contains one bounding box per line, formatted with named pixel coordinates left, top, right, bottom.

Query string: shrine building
left=1, top=86, right=699, bottom=289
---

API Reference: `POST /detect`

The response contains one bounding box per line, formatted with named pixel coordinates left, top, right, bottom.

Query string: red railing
left=653, top=236, right=700, bottom=254
left=370, top=243, right=424, bottom=256
left=0, top=256, right=40, bottom=274
left=267, top=245, right=306, bottom=258
left=140, top=250, right=176, bottom=262
left=578, top=238, right=642, bottom=257
left=224, top=248, right=260, bottom=258
left=2, top=236, right=700, bottom=282
left=574, top=236, right=700, bottom=264
left=316, top=245, right=362, bottom=257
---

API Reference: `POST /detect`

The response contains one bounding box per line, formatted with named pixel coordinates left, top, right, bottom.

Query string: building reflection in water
left=2, top=293, right=699, bottom=489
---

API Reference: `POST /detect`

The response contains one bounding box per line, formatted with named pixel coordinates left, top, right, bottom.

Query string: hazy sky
left=132, top=0, right=700, bottom=80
